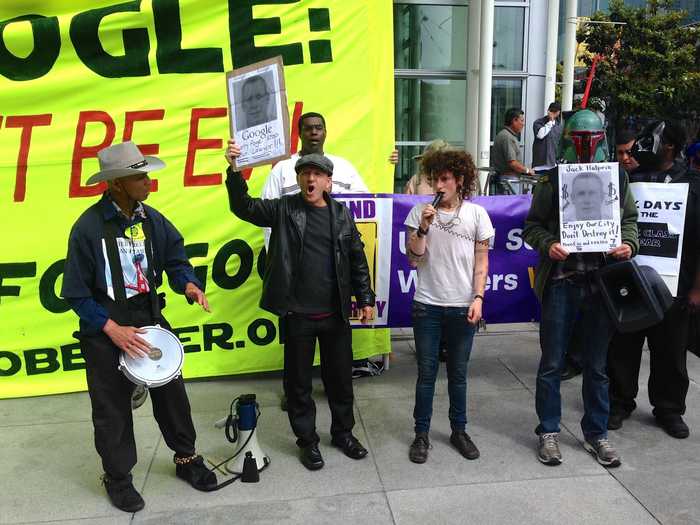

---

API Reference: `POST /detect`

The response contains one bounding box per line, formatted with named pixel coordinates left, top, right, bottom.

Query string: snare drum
left=118, top=325, right=184, bottom=387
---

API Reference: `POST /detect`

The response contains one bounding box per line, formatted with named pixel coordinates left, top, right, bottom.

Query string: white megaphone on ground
left=214, top=394, right=270, bottom=476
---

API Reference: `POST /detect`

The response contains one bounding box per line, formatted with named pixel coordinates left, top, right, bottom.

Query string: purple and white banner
left=335, top=194, right=541, bottom=327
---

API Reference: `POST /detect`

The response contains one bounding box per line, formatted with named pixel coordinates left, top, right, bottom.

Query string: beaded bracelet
left=173, top=454, right=199, bottom=465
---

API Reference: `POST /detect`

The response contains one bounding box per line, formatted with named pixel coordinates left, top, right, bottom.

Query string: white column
left=465, top=0, right=481, bottom=160
left=477, top=0, right=494, bottom=170
left=561, top=0, right=578, bottom=110
left=544, top=0, right=560, bottom=110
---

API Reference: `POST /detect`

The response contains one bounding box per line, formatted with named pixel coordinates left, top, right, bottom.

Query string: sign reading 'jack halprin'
left=558, top=162, right=621, bottom=253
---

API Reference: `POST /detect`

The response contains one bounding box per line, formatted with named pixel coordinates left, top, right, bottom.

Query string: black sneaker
left=175, top=455, right=218, bottom=491
left=607, top=412, right=630, bottom=431
left=656, top=415, right=690, bottom=439
left=102, top=474, right=145, bottom=513
left=450, top=431, right=480, bottom=460
left=409, top=432, right=430, bottom=464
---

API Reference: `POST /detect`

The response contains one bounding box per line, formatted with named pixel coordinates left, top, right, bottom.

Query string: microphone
left=431, top=191, right=444, bottom=208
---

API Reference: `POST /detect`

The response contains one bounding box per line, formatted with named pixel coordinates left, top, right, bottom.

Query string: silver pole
left=477, top=0, right=495, bottom=170
left=561, top=0, right=578, bottom=110
left=544, top=0, right=561, bottom=110
left=465, top=0, right=482, bottom=162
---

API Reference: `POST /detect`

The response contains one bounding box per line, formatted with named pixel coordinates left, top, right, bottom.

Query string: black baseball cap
left=294, top=153, right=334, bottom=176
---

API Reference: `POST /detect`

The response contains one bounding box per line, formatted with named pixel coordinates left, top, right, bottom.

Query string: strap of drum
left=141, top=217, right=162, bottom=325
left=103, top=217, right=161, bottom=325
left=103, top=220, right=129, bottom=306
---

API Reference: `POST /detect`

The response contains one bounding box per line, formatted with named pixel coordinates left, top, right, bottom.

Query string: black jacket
left=225, top=168, right=375, bottom=320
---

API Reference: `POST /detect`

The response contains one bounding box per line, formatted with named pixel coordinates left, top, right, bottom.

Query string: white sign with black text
left=226, top=56, right=290, bottom=170
left=558, top=162, right=621, bottom=253
left=630, top=182, right=688, bottom=296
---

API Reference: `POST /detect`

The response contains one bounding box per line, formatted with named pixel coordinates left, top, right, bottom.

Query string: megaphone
left=214, top=394, right=270, bottom=476
left=596, top=259, right=673, bottom=333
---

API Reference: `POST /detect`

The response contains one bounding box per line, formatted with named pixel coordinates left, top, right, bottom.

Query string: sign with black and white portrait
left=558, top=162, right=621, bottom=252
left=226, top=56, right=290, bottom=170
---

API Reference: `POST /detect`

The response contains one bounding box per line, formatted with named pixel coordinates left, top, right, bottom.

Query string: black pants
left=80, top=302, right=196, bottom=479
left=283, top=313, right=355, bottom=447
left=607, top=300, right=690, bottom=418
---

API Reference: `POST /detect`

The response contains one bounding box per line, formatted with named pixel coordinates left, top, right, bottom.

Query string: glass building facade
left=392, top=0, right=697, bottom=192
left=393, top=1, right=533, bottom=193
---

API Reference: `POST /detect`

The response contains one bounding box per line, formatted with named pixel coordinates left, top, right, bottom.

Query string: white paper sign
left=630, top=182, right=689, bottom=296
left=558, top=162, right=621, bottom=252
left=226, top=56, right=290, bottom=169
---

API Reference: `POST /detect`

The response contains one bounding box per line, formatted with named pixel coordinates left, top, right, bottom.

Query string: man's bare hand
left=608, top=243, right=632, bottom=260
left=185, top=282, right=210, bottom=312
left=388, top=149, right=399, bottom=165
left=360, top=305, right=374, bottom=324
left=224, top=139, right=242, bottom=167
left=548, top=242, right=569, bottom=261
left=103, top=319, right=150, bottom=359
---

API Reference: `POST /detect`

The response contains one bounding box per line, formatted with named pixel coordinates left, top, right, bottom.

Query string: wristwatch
left=417, top=225, right=429, bottom=237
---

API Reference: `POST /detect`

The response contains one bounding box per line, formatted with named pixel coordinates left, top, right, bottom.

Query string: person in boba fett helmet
left=522, top=106, right=638, bottom=468
left=555, top=108, right=611, bottom=382
left=559, top=109, right=609, bottom=164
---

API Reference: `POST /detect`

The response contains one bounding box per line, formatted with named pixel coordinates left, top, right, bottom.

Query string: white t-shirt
left=260, top=153, right=368, bottom=247
left=404, top=201, right=495, bottom=307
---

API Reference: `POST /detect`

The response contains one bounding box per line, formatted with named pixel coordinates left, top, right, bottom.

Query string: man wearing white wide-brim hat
left=61, top=141, right=216, bottom=512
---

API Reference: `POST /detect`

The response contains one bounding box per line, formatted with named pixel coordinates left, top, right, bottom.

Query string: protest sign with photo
left=226, top=56, right=290, bottom=169
left=630, top=182, right=689, bottom=296
left=559, top=162, right=621, bottom=252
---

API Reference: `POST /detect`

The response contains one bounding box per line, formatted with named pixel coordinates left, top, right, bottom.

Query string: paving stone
left=386, top=475, right=657, bottom=525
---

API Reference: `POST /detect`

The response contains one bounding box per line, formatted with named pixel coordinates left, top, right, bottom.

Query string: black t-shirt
left=288, top=204, right=339, bottom=314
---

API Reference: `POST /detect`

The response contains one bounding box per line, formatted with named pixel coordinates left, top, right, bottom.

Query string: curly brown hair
left=421, top=149, right=478, bottom=200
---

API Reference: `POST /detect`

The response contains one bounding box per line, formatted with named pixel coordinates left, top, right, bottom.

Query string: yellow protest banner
left=0, top=0, right=394, bottom=398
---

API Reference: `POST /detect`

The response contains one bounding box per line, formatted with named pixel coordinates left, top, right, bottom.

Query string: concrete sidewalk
left=2, top=325, right=700, bottom=525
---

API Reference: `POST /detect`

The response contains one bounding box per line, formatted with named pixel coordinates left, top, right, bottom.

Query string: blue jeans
left=412, top=301, right=477, bottom=434
left=536, top=277, right=614, bottom=441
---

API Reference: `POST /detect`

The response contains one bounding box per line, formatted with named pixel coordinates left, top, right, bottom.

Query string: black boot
left=175, top=455, right=218, bottom=491
left=102, top=474, right=145, bottom=513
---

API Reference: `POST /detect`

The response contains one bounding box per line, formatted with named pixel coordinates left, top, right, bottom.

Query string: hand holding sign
left=225, top=139, right=242, bottom=167
left=548, top=242, right=569, bottom=261
left=608, top=243, right=632, bottom=260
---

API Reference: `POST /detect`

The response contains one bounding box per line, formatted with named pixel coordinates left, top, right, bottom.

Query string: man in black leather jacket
left=224, top=139, right=375, bottom=470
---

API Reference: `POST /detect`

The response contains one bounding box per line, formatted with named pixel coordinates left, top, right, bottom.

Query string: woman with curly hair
left=404, top=149, right=494, bottom=464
